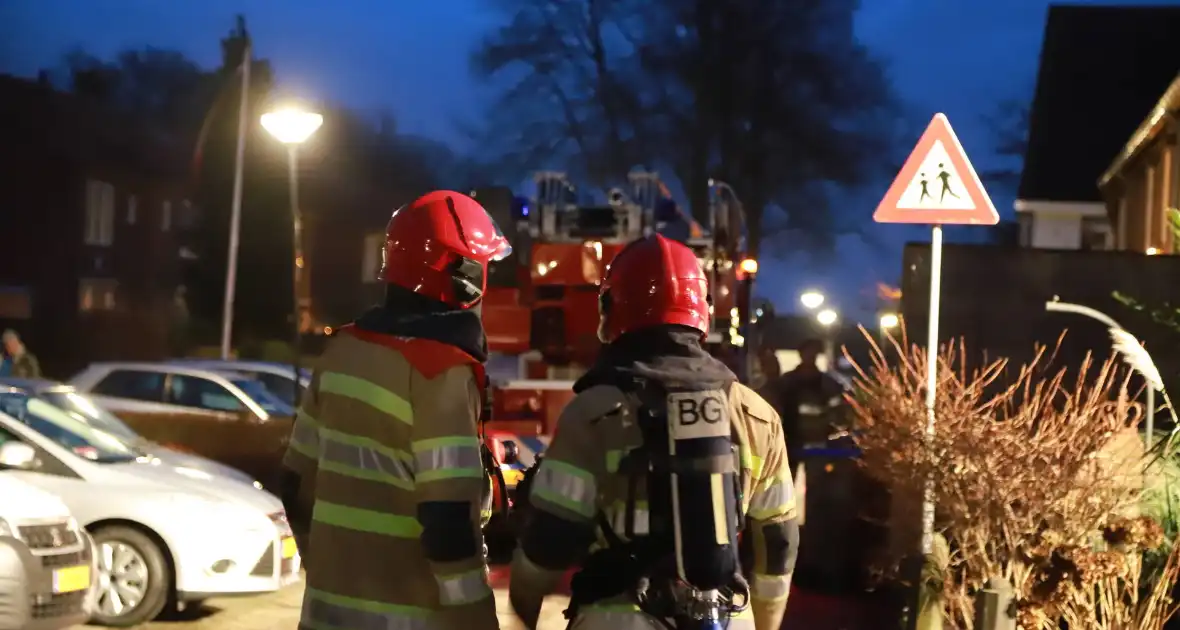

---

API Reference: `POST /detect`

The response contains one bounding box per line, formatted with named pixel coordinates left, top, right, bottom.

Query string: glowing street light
left=816, top=308, right=838, bottom=327
left=261, top=108, right=324, bottom=145
left=262, top=104, right=323, bottom=406
left=880, top=312, right=900, bottom=330
left=800, top=290, right=825, bottom=310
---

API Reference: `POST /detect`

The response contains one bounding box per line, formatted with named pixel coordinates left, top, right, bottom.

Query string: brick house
left=0, top=74, right=193, bottom=377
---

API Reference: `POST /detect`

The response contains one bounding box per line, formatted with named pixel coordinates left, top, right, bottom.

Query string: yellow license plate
left=281, top=536, right=298, bottom=559
left=53, top=565, right=90, bottom=593
left=502, top=469, right=524, bottom=488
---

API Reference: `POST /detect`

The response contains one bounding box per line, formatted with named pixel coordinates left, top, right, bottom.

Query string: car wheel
left=89, top=525, right=171, bottom=627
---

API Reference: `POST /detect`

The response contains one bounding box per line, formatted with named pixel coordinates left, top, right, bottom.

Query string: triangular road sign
left=874, top=113, right=999, bottom=225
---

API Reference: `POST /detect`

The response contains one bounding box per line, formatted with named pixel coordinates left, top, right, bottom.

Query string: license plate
left=53, top=565, right=90, bottom=593
left=281, top=536, right=298, bottom=559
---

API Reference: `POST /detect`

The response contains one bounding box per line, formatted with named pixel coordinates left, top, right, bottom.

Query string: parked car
left=0, top=389, right=300, bottom=626
left=168, top=359, right=311, bottom=408
left=0, top=443, right=97, bottom=629
left=0, top=377, right=258, bottom=486
left=69, top=363, right=296, bottom=489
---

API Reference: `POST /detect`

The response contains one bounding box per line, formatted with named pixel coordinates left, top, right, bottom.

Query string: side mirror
left=0, top=442, right=38, bottom=470
left=501, top=440, right=520, bottom=466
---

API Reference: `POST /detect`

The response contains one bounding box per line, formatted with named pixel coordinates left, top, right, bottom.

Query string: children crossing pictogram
left=874, top=113, right=998, bottom=225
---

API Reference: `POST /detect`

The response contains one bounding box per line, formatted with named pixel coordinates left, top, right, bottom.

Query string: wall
left=1029, top=214, right=1083, bottom=249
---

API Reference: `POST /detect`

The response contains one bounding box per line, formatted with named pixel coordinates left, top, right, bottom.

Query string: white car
left=167, top=359, right=311, bottom=408
left=0, top=377, right=257, bottom=486
left=0, top=451, right=97, bottom=630
left=0, top=389, right=301, bottom=627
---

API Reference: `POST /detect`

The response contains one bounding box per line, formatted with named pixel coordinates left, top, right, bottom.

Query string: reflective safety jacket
left=511, top=381, right=798, bottom=630
left=283, top=327, right=498, bottom=630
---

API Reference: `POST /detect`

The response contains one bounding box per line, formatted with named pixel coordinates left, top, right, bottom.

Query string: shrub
left=847, top=330, right=1180, bottom=629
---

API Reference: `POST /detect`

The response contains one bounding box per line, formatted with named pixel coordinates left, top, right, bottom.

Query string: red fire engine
left=475, top=171, right=756, bottom=482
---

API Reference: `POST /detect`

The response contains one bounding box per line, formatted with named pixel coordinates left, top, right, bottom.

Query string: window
left=161, top=200, right=172, bottom=232
left=84, top=180, right=115, bottom=246
left=92, top=370, right=166, bottom=402
left=166, top=375, right=243, bottom=412
left=78, top=278, right=117, bottom=312
left=127, top=195, right=138, bottom=225
left=1081, top=216, right=1113, bottom=251
left=255, top=372, right=300, bottom=408
left=362, top=233, right=384, bottom=283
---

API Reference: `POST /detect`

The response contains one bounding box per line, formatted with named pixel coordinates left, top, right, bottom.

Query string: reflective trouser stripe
left=289, top=410, right=320, bottom=458
left=413, top=436, right=484, bottom=483
left=748, top=479, right=794, bottom=520
left=575, top=605, right=755, bottom=630
left=435, top=568, right=492, bottom=606
left=301, top=587, right=430, bottom=630
left=530, top=459, right=597, bottom=518
left=320, top=371, right=413, bottom=425
left=751, top=573, right=792, bottom=602
left=312, top=501, right=422, bottom=537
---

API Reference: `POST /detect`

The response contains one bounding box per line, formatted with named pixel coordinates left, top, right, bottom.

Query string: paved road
left=89, top=583, right=572, bottom=629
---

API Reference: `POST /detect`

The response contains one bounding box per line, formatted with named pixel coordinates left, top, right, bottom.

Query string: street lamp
left=800, top=290, right=825, bottom=310
left=261, top=105, right=323, bottom=406
left=880, top=312, right=900, bottom=330
left=816, top=308, right=838, bottom=327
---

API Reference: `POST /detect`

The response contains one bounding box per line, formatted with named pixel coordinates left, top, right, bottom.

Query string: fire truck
left=473, top=171, right=756, bottom=548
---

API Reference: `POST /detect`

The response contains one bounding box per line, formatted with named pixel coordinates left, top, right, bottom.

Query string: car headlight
left=0, top=517, right=12, bottom=537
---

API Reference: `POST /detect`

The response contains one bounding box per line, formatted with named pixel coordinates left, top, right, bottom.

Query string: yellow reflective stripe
left=748, top=453, right=765, bottom=484
left=312, top=501, right=421, bottom=538
left=412, top=436, right=484, bottom=483
left=606, top=449, right=624, bottom=473
left=435, top=568, right=492, bottom=606
left=751, top=573, right=792, bottom=602
left=531, top=459, right=596, bottom=518
left=290, top=410, right=320, bottom=458
left=319, top=371, right=413, bottom=424
left=302, top=586, right=430, bottom=630
left=748, top=479, right=794, bottom=520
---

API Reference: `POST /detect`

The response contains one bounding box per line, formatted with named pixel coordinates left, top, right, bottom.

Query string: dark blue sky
left=2, top=0, right=1168, bottom=321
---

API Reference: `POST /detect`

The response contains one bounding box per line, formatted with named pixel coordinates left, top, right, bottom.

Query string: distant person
left=1, top=330, right=41, bottom=379
left=763, top=338, right=846, bottom=468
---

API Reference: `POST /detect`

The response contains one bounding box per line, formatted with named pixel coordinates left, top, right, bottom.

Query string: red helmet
left=598, top=234, right=711, bottom=343
left=381, top=190, right=512, bottom=309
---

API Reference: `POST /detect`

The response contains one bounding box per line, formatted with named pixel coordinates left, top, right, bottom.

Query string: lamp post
left=800, top=290, right=825, bottom=310
left=261, top=106, right=323, bottom=407
left=1044, top=299, right=1156, bottom=446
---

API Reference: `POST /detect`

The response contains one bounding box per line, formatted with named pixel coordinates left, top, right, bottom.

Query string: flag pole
left=219, top=41, right=251, bottom=359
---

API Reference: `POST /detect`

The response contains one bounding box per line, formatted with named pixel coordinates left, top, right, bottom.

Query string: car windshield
left=39, top=390, right=142, bottom=443
left=0, top=392, right=140, bottom=463
left=231, top=379, right=296, bottom=416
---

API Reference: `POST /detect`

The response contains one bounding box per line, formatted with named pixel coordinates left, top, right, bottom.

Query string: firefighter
left=280, top=190, right=511, bottom=630
left=508, top=234, right=799, bottom=630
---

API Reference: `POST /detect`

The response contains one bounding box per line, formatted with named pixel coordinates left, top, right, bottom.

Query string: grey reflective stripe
left=413, top=437, right=484, bottom=483
left=320, top=438, right=414, bottom=488
left=435, top=568, right=492, bottom=606
left=301, top=588, right=430, bottom=630
left=749, top=480, right=793, bottom=518
left=751, top=573, right=792, bottom=601
left=577, top=608, right=755, bottom=629
left=288, top=411, right=320, bottom=459
left=530, top=459, right=597, bottom=518
left=607, top=504, right=650, bottom=536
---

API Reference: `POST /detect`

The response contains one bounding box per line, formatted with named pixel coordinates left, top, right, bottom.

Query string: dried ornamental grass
left=847, top=330, right=1180, bottom=629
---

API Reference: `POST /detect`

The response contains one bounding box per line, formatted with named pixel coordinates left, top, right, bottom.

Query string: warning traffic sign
left=873, top=113, right=998, bottom=225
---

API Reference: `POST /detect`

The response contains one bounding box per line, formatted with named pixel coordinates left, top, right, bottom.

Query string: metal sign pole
left=921, top=224, right=943, bottom=554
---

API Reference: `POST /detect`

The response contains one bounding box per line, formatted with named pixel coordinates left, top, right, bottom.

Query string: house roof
left=1018, top=4, right=1180, bottom=203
